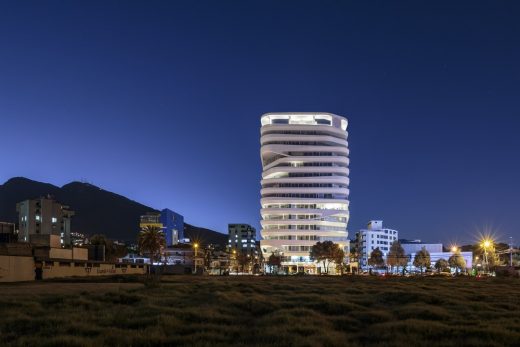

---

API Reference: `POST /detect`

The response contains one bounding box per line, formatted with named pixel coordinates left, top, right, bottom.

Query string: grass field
left=1, top=275, right=519, bottom=346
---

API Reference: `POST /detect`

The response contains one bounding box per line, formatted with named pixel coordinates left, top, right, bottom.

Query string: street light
left=480, top=238, right=493, bottom=274
left=232, top=249, right=237, bottom=274
left=194, top=243, right=199, bottom=274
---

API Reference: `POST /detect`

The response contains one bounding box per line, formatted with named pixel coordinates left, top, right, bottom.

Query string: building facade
left=16, top=197, right=74, bottom=247
left=400, top=240, right=473, bottom=271
left=140, top=210, right=184, bottom=247
left=139, top=212, right=162, bottom=230
left=0, top=222, right=16, bottom=243
left=400, top=240, right=443, bottom=255
left=160, top=209, right=184, bottom=246
left=228, top=224, right=257, bottom=256
left=259, top=112, right=350, bottom=274
left=357, top=220, right=399, bottom=269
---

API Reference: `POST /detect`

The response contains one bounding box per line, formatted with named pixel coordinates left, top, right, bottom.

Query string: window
left=35, top=215, right=41, bottom=221
left=52, top=217, right=57, bottom=223
left=316, top=118, right=331, bottom=125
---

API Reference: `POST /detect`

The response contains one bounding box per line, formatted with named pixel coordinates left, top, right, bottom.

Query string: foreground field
left=0, top=276, right=519, bottom=346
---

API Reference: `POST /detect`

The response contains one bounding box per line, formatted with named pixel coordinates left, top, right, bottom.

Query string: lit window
left=35, top=215, right=41, bottom=221
left=52, top=217, right=57, bottom=223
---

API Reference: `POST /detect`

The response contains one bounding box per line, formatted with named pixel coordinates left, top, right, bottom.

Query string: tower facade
left=259, top=113, right=350, bottom=274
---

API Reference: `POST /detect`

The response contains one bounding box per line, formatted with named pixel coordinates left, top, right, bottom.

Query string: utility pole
left=510, top=237, right=513, bottom=267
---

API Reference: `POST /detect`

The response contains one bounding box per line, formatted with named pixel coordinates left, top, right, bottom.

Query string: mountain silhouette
left=0, top=177, right=227, bottom=246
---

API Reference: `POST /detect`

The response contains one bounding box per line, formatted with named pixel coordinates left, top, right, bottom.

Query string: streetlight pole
left=481, top=240, right=491, bottom=274
left=232, top=249, right=237, bottom=274
left=451, top=246, right=458, bottom=274
left=194, top=243, right=199, bottom=274
left=510, top=237, right=513, bottom=267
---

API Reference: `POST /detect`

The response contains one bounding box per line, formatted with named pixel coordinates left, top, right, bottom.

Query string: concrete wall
left=40, top=261, right=146, bottom=280
left=0, top=255, right=147, bottom=282
left=49, top=248, right=73, bottom=259
left=73, top=247, right=88, bottom=260
left=0, top=255, right=35, bottom=282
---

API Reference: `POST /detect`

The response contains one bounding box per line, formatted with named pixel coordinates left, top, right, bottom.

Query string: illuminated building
left=356, top=220, right=398, bottom=269
left=259, top=112, right=349, bottom=274
left=228, top=224, right=257, bottom=256
left=140, top=209, right=184, bottom=246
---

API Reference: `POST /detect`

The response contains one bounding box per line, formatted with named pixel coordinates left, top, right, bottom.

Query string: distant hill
left=0, top=177, right=227, bottom=247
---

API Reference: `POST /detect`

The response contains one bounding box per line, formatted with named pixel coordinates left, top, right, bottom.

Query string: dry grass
left=1, top=275, right=519, bottom=346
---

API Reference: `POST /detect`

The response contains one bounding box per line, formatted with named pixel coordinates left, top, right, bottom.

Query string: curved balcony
left=262, top=166, right=349, bottom=180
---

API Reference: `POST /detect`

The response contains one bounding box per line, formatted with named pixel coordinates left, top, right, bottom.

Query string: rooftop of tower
left=260, top=112, right=348, bottom=130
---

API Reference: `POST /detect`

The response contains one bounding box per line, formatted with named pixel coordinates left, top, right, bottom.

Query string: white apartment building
left=259, top=112, right=350, bottom=274
left=357, top=220, right=398, bottom=269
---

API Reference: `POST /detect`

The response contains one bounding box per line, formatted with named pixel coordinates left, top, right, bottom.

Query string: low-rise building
left=401, top=240, right=473, bottom=271
left=400, top=239, right=443, bottom=254
left=0, top=222, right=16, bottom=243
left=0, top=242, right=146, bottom=282
left=205, top=248, right=231, bottom=275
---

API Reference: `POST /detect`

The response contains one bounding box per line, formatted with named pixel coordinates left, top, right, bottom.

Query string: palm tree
left=138, top=225, right=166, bottom=274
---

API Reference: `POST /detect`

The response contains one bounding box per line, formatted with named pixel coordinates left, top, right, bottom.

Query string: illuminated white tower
left=259, top=112, right=349, bottom=274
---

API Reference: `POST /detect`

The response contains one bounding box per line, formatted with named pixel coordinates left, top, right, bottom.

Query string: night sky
left=1, top=1, right=519, bottom=245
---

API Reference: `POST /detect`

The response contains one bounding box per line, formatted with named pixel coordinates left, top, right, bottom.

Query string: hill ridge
left=0, top=177, right=226, bottom=246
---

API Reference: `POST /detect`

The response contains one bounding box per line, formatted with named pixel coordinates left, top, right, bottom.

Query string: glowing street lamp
left=480, top=238, right=493, bottom=273
left=194, top=243, right=199, bottom=273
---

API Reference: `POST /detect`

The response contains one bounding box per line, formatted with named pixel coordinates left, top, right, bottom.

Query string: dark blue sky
left=1, top=1, right=519, bottom=245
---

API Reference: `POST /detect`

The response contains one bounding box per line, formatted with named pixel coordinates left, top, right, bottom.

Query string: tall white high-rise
left=259, top=112, right=350, bottom=274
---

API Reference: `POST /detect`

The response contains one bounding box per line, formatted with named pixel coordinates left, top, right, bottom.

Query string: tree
left=434, top=258, right=449, bottom=273
left=237, top=252, right=251, bottom=273
left=413, top=247, right=431, bottom=274
left=386, top=241, right=408, bottom=274
left=89, top=234, right=128, bottom=262
left=267, top=252, right=281, bottom=274
left=334, top=248, right=346, bottom=275
left=368, top=247, right=384, bottom=268
left=449, top=251, right=466, bottom=274
left=138, top=225, right=166, bottom=274
left=310, top=241, right=343, bottom=274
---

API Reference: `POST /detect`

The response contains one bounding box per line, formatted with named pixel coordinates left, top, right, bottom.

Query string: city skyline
left=1, top=1, right=519, bottom=245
